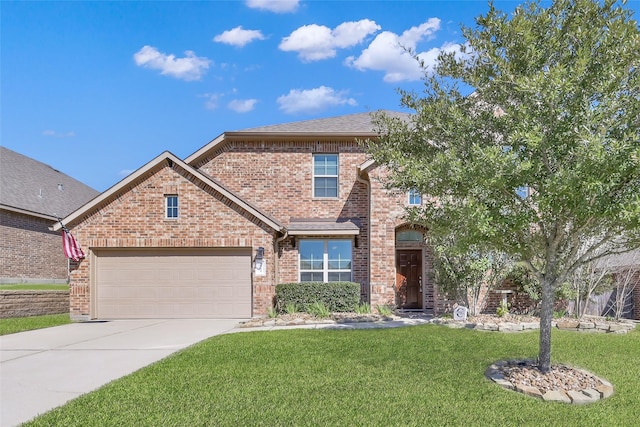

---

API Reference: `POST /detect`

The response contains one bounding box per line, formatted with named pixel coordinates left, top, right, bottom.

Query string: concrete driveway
left=0, top=319, right=242, bottom=427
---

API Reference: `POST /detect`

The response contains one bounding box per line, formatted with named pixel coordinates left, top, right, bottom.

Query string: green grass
left=0, top=313, right=72, bottom=335
left=25, top=325, right=640, bottom=426
left=0, top=283, right=69, bottom=291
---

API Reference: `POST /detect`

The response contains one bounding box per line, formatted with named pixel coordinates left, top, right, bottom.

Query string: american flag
left=62, top=229, right=85, bottom=261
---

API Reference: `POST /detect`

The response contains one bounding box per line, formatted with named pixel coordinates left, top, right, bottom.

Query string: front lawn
left=25, top=325, right=640, bottom=426
left=0, top=313, right=72, bottom=336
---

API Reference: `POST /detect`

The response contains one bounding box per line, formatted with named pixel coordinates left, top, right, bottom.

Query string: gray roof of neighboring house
left=0, top=146, right=99, bottom=219
left=600, top=249, right=640, bottom=269
left=237, top=110, right=410, bottom=134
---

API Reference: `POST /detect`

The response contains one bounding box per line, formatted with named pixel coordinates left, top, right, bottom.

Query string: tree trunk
left=538, top=277, right=556, bottom=373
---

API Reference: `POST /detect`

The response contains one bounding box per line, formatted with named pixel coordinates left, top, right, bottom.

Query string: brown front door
left=396, top=250, right=422, bottom=309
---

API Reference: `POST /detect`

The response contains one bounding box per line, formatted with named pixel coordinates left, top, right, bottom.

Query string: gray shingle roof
left=0, top=146, right=99, bottom=218
left=236, top=110, right=409, bottom=133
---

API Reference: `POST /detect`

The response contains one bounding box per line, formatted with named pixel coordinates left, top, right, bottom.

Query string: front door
left=396, top=250, right=422, bottom=309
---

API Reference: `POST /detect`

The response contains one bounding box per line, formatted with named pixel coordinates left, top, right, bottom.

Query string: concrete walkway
left=0, top=319, right=241, bottom=427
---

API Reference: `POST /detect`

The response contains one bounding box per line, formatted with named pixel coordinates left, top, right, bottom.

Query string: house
left=54, top=111, right=460, bottom=320
left=0, top=146, right=99, bottom=283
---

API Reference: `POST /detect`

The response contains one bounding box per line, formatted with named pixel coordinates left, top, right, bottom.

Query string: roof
left=288, top=218, right=361, bottom=236
left=53, top=151, right=284, bottom=233
left=0, top=146, right=99, bottom=219
left=186, top=110, right=410, bottom=165
left=238, top=110, right=409, bottom=133
left=599, top=249, right=640, bottom=269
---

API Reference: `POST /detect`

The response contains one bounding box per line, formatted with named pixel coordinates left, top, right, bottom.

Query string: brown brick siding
left=68, top=140, right=450, bottom=319
left=200, top=140, right=443, bottom=312
left=0, top=290, right=69, bottom=318
left=67, top=162, right=275, bottom=320
left=0, top=209, right=68, bottom=282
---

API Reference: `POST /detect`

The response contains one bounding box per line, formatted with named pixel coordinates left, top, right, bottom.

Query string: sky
left=3, top=0, right=638, bottom=192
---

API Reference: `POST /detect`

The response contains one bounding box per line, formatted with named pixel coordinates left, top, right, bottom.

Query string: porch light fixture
left=256, top=247, right=264, bottom=260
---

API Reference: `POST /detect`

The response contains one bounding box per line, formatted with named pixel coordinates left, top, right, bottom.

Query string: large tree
left=367, top=0, right=640, bottom=372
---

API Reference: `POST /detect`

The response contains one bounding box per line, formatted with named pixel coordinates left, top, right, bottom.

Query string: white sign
left=453, top=305, right=468, bottom=321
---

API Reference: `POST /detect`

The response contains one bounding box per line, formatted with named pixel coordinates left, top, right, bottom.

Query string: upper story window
left=408, top=189, right=422, bottom=206
left=299, top=239, right=352, bottom=282
left=165, top=195, right=178, bottom=219
left=313, top=154, right=338, bottom=198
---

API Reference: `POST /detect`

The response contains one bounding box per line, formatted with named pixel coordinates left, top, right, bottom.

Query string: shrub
left=275, top=282, right=360, bottom=313
left=354, top=302, right=371, bottom=314
left=266, top=306, right=278, bottom=318
left=376, top=304, right=395, bottom=316
left=308, top=301, right=331, bottom=318
left=496, top=300, right=510, bottom=317
left=284, top=302, right=299, bottom=315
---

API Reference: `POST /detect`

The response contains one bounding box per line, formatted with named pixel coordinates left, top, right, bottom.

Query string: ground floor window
left=299, top=239, right=352, bottom=282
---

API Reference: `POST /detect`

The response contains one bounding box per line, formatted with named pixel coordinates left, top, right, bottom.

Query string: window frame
left=408, top=189, right=422, bottom=206
left=165, top=195, right=179, bottom=219
left=312, top=154, right=339, bottom=198
left=299, top=239, right=352, bottom=282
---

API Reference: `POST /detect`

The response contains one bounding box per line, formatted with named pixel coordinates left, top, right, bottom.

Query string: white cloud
left=228, top=99, right=258, bottom=113
left=279, top=19, right=380, bottom=62
left=214, top=26, right=266, bottom=47
left=118, top=169, right=135, bottom=177
left=42, top=130, right=75, bottom=138
left=200, top=93, right=223, bottom=110
left=277, top=86, right=357, bottom=114
left=346, top=17, right=457, bottom=82
left=133, top=45, right=211, bottom=81
left=246, top=0, right=299, bottom=13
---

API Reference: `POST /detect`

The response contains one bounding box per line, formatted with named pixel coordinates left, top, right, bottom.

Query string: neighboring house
left=54, top=111, right=458, bottom=320
left=0, top=146, right=99, bottom=283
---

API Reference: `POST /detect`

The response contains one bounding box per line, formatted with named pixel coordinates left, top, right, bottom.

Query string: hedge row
left=275, top=282, right=360, bottom=313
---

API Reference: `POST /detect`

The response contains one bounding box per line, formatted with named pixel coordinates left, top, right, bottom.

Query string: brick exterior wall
left=0, top=209, right=68, bottom=282
left=0, top=290, right=69, bottom=318
left=197, top=139, right=443, bottom=314
left=67, top=139, right=458, bottom=320
left=67, top=161, right=276, bottom=320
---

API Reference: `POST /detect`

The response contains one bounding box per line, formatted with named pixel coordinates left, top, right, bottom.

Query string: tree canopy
left=366, top=0, right=640, bottom=371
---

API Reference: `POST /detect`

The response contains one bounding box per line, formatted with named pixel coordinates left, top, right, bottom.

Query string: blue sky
left=3, top=1, right=638, bottom=192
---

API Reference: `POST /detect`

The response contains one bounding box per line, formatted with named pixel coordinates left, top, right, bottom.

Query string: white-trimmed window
left=408, top=189, right=422, bottom=205
left=165, top=195, right=178, bottom=218
left=313, top=154, right=338, bottom=198
left=299, top=239, right=352, bottom=282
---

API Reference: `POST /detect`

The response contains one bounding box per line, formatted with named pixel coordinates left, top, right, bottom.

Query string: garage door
left=94, top=248, right=251, bottom=319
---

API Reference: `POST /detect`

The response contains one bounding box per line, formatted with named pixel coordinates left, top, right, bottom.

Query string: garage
left=94, top=248, right=252, bottom=319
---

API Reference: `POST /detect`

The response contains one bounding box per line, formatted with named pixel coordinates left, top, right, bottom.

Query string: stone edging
left=240, top=314, right=637, bottom=333
left=486, top=359, right=614, bottom=404
left=432, top=318, right=636, bottom=333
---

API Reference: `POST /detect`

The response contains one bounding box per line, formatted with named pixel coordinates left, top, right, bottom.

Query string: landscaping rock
left=596, top=384, right=614, bottom=398
left=488, top=358, right=613, bottom=405
left=516, top=383, right=543, bottom=398
left=556, top=320, right=580, bottom=330
left=542, top=390, right=571, bottom=403
left=566, top=390, right=595, bottom=404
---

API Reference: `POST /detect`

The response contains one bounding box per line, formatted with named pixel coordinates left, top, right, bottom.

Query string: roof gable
left=0, top=147, right=99, bottom=218
left=53, top=151, right=284, bottom=233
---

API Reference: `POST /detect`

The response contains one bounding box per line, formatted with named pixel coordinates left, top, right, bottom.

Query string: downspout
left=356, top=169, right=372, bottom=305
